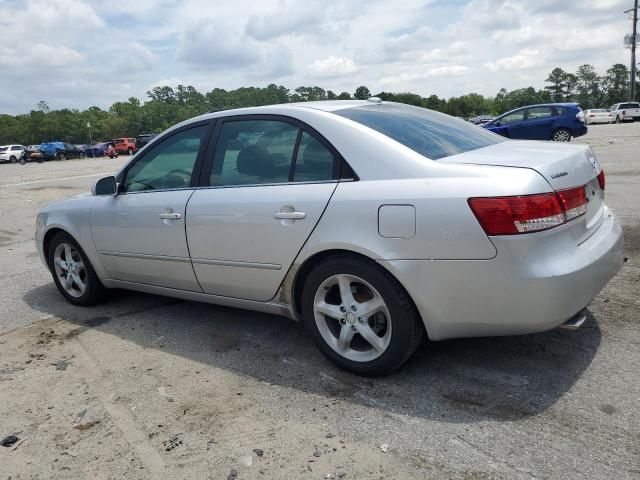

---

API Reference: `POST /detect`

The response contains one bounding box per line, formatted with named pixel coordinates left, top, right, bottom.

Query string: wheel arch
left=43, top=227, right=73, bottom=270
left=289, top=248, right=427, bottom=337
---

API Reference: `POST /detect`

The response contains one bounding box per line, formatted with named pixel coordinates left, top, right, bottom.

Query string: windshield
left=334, top=103, right=503, bottom=160
left=0, top=147, right=7, bottom=152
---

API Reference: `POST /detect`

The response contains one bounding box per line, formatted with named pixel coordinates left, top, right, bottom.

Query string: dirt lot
left=0, top=123, right=639, bottom=479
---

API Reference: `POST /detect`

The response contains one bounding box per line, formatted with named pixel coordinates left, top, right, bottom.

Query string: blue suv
left=483, top=103, right=587, bottom=142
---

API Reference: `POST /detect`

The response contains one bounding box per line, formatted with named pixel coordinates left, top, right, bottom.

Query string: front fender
left=37, top=196, right=108, bottom=279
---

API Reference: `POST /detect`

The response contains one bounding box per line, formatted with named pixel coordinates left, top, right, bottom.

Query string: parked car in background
left=135, top=133, right=158, bottom=149
left=584, top=109, right=612, bottom=125
left=484, top=103, right=586, bottom=142
left=40, top=142, right=85, bottom=160
left=85, top=142, right=112, bottom=157
left=0, top=145, right=26, bottom=163
left=609, top=102, right=640, bottom=123
left=469, top=115, right=494, bottom=125
left=112, top=138, right=138, bottom=155
left=35, top=100, right=623, bottom=375
left=23, top=145, right=44, bottom=162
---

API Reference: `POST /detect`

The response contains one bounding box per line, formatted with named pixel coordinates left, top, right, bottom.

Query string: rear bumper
left=572, top=124, right=588, bottom=137
left=380, top=207, right=624, bottom=340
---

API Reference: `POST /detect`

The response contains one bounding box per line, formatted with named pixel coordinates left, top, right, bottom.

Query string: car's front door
left=493, top=109, right=525, bottom=138
left=186, top=117, right=339, bottom=301
left=90, top=122, right=212, bottom=291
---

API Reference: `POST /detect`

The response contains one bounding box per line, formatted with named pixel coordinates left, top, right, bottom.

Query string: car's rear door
left=519, top=106, right=555, bottom=140
left=90, top=121, right=213, bottom=290
left=186, top=115, right=339, bottom=301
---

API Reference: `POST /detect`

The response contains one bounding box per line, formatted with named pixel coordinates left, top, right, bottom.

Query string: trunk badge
left=550, top=171, right=568, bottom=179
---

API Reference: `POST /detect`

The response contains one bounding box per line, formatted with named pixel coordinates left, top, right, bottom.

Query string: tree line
left=0, top=63, right=635, bottom=146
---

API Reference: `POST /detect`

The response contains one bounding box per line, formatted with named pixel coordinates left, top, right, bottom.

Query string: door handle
left=273, top=211, right=306, bottom=220
left=159, top=212, right=182, bottom=220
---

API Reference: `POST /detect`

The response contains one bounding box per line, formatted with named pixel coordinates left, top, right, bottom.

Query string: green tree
left=354, top=86, right=371, bottom=100
left=544, top=67, right=568, bottom=102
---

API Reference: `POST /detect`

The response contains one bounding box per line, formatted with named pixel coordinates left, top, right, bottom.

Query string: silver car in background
left=35, top=100, right=624, bottom=375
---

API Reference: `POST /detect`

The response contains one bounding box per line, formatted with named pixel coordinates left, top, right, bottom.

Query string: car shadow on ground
left=23, top=283, right=602, bottom=423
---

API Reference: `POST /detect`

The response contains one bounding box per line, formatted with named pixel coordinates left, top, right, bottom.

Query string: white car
left=35, top=100, right=624, bottom=375
left=0, top=144, right=26, bottom=163
left=584, top=109, right=611, bottom=125
left=609, top=102, right=640, bottom=123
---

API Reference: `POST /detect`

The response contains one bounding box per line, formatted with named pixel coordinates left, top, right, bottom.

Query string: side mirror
left=495, top=121, right=501, bottom=127
left=92, top=176, right=117, bottom=196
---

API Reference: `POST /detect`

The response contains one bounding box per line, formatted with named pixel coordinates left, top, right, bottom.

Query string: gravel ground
left=0, top=123, right=638, bottom=479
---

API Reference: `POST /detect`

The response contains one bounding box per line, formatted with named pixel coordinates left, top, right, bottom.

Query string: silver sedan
left=35, top=100, right=624, bottom=375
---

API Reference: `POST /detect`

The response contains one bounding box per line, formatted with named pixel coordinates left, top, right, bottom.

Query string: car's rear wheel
left=551, top=128, right=572, bottom=142
left=9, top=155, right=17, bottom=163
left=57, top=153, right=66, bottom=160
left=79, top=152, right=85, bottom=159
left=48, top=232, right=105, bottom=306
left=616, top=116, right=621, bottom=124
left=301, top=255, right=424, bottom=376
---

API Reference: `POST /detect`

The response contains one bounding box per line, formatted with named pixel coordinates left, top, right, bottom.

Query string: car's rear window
left=620, top=103, right=640, bottom=109
left=334, top=103, right=503, bottom=160
left=0, top=147, right=7, bottom=152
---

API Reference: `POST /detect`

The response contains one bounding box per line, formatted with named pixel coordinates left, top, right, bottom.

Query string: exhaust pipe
left=559, top=310, right=587, bottom=330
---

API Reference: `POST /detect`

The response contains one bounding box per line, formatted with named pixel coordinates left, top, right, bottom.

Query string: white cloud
left=485, top=49, right=544, bottom=72
left=0, top=0, right=632, bottom=113
left=307, top=56, right=358, bottom=77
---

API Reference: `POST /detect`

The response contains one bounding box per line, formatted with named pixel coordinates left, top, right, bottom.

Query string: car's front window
left=124, top=125, right=207, bottom=192
left=500, top=111, right=525, bottom=124
left=335, top=103, right=502, bottom=160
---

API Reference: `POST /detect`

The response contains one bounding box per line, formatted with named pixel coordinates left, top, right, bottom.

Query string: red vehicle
left=111, top=138, right=138, bottom=155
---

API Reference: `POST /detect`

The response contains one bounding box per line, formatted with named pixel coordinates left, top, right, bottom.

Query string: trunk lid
left=442, top=140, right=604, bottom=238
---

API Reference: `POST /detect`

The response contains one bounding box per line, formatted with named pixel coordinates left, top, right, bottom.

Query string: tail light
left=597, top=170, right=605, bottom=190
left=576, top=111, right=585, bottom=123
left=469, top=186, right=589, bottom=235
left=622, top=110, right=626, bottom=116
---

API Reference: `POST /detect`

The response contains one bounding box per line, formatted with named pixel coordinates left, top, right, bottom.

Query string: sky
left=0, top=0, right=634, bottom=114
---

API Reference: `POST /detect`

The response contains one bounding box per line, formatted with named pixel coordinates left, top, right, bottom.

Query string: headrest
left=236, top=145, right=274, bottom=177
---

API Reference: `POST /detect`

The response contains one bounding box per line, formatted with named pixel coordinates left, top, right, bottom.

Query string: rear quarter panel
left=298, top=161, right=551, bottom=262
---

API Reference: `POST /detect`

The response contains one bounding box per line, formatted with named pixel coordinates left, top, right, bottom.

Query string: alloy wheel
left=552, top=130, right=571, bottom=142
left=53, top=242, right=87, bottom=298
left=313, top=273, right=392, bottom=362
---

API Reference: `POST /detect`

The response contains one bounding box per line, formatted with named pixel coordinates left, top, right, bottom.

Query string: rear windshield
left=621, top=103, right=640, bottom=109
left=334, top=103, right=503, bottom=160
left=0, top=147, right=7, bottom=152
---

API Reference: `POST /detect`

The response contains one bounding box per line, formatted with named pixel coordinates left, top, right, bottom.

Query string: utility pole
left=626, top=0, right=639, bottom=100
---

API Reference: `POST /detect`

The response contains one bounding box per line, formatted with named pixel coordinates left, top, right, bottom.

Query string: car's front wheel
left=302, top=255, right=424, bottom=376
left=551, top=128, right=572, bottom=142
left=48, top=232, right=105, bottom=306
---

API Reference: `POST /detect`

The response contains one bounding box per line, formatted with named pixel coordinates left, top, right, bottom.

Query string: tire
left=301, top=254, right=424, bottom=376
left=551, top=128, right=572, bottom=142
left=616, top=116, right=621, bottom=124
left=9, top=155, right=17, bottom=163
left=19, top=157, right=26, bottom=165
left=47, top=232, right=106, bottom=306
left=79, top=152, right=85, bottom=159
left=57, top=153, right=66, bottom=160
left=128, top=148, right=133, bottom=155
